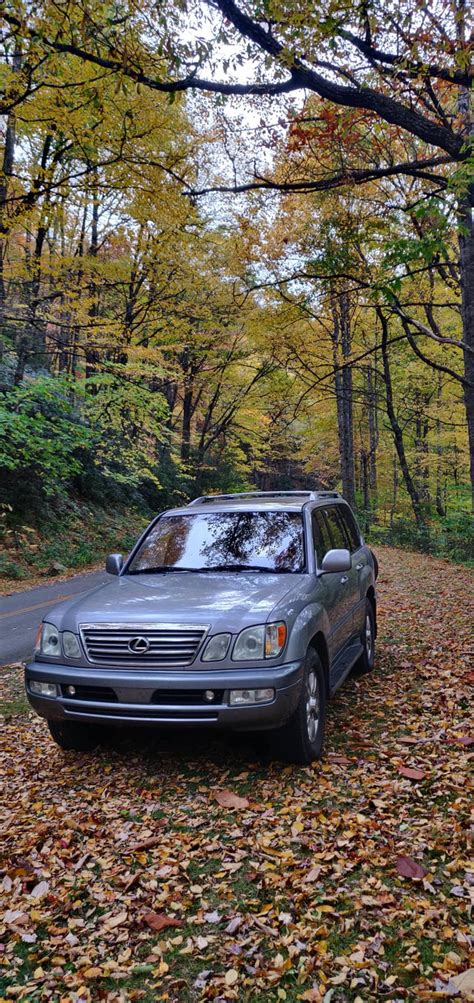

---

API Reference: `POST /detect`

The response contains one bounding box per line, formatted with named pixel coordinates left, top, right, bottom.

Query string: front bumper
left=24, top=659, right=304, bottom=731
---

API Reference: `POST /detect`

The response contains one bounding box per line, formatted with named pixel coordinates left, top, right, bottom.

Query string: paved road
left=0, top=571, right=109, bottom=665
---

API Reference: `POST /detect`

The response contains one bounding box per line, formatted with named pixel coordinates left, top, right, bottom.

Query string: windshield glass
left=128, top=511, right=305, bottom=574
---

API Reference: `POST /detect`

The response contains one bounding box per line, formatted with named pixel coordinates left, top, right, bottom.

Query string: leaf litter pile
left=0, top=546, right=473, bottom=1002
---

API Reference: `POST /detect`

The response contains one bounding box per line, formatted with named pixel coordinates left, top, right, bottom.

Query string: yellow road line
left=0, top=592, right=81, bottom=620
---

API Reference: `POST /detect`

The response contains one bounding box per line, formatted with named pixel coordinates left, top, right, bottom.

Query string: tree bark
left=379, top=310, right=426, bottom=529
left=458, top=184, right=474, bottom=512
left=0, top=43, right=22, bottom=360
left=330, top=285, right=355, bottom=508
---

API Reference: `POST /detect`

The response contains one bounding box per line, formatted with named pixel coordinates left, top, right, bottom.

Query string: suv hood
left=49, top=571, right=306, bottom=634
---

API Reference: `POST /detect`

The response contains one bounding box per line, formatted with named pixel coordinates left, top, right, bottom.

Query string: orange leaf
left=213, top=790, right=249, bottom=809
left=141, top=910, right=182, bottom=932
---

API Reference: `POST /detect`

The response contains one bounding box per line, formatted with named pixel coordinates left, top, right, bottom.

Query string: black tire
left=353, top=598, right=375, bottom=676
left=273, top=648, right=327, bottom=765
left=48, top=720, right=101, bottom=752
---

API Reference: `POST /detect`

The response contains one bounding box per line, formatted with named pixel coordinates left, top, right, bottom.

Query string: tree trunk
left=390, top=450, right=398, bottom=529
left=379, top=310, right=426, bottom=529
left=367, top=365, right=378, bottom=494
left=458, top=184, right=474, bottom=512
left=435, top=374, right=445, bottom=517
left=0, top=43, right=21, bottom=360
left=330, top=286, right=355, bottom=507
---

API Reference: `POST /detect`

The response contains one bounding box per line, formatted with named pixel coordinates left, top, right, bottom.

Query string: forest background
left=1, top=0, right=473, bottom=582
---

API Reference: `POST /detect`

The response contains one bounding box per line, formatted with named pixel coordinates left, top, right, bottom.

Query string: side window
left=312, top=511, right=332, bottom=562
left=339, top=506, right=361, bottom=552
left=323, top=506, right=347, bottom=550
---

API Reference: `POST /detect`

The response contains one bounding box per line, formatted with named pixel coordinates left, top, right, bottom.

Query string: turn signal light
left=264, top=622, right=287, bottom=658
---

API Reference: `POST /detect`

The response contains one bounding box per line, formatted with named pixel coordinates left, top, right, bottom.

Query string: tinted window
left=339, top=507, right=361, bottom=551
left=128, top=511, right=305, bottom=574
left=312, top=511, right=332, bottom=561
left=322, top=507, right=347, bottom=550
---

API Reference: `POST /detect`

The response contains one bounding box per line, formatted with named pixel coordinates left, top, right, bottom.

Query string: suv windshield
left=128, top=511, right=305, bottom=574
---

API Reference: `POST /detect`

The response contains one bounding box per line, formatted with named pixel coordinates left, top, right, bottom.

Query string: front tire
left=48, top=720, right=101, bottom=752
left=353, top=599, right=375, bottom=676
left=274, top=648, right=327, bottom=764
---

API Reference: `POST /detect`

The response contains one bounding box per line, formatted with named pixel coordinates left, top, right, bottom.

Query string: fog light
left=66, top=685, right=76, bottom=695
left=30, top=681, right=58, bottom=698
left=204, top=690, right=215, bottom=702
left=229, top=688, right=275, bottom=706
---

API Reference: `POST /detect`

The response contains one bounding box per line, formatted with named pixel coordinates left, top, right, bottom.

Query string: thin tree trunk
left=435, top=372, right=445, bottom=517
left=367, top=365, right=378, bottom=493
left=456, top=0, right=474, bottom=511
left=458, top=185, right=474, bottom=512
left=390, top=450, right=398, bottom=529
left=0, top=43, right=21, bottom=360
left=378, top=310, right=426, bottom=529
left=330, top=285, right=355, bottom=507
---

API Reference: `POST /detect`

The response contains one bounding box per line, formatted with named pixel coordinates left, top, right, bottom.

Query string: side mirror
left=106, top=553, right=123, bottom=575
left=320, top=548, right=351, bottom=574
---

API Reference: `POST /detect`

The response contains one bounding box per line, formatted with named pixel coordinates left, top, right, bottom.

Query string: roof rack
left=187, top=490, right=342, bottom=506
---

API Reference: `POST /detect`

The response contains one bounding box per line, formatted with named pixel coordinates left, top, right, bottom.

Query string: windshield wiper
left=129, top=563, right=297, bottom=575
left=195, top=563, right=288, bottom=573
left=128, top=566, right=196, bottom=575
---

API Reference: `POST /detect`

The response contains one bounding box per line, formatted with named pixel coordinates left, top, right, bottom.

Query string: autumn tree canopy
left=0, top=0, right=472, bottom=573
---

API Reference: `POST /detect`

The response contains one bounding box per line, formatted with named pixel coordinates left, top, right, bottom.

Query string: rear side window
left=322, top=506, right=347, bottom=550
left=312, top=511, right=333, bottom=561
left=339, top=506, right=361, bottom=552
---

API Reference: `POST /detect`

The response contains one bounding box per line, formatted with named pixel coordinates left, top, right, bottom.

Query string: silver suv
left=26, top=491, right=378, bottom=763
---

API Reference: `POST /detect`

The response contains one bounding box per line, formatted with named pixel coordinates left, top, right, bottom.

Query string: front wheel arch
left=307, top=631, right=330, bottom=698
left=366, top=586, right=377, bottom=638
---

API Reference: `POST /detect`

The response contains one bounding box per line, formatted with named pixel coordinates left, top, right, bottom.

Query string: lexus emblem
left=128, top=636, right=150, bottom=654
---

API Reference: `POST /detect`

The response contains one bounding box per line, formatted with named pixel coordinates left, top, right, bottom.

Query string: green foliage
left=369, top=511, right=474, bottom=564
left=0, top=556, right=27, bottom=580
left=0, top=377, right=91, bottom=495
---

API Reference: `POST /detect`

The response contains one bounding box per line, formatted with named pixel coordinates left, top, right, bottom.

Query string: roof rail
left=187, top=490, right=342, bottom=506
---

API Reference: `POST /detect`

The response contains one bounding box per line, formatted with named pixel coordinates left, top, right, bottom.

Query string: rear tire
left=353, top=599, right=375, bottom=676
left=272, top=648, right=327, bottom=764
left=48, top=720, right=101, bottom=752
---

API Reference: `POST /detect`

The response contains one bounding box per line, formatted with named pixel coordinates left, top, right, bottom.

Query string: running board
left=329, top=641, right=364, bottom=696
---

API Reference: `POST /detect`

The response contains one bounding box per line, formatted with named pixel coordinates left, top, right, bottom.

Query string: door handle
left=340, top=575, right=349, bottom=584
left=356, top=563, right=364, bottom=570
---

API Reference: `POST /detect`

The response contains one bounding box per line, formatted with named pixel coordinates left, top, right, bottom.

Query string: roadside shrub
left=368, top=510, right=473, bottom=564
left=0, top=556, right=27, bottom=579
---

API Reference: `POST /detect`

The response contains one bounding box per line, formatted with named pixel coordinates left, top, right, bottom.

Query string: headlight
left=232, top=622, right=287, bottom=661
left=202, top=633, right=231, bottom=661
left=62, top=631, right=81, bottom=659
left=232, top=625, right=265, bottom=660
left=39, top=622, right=60, bottom=656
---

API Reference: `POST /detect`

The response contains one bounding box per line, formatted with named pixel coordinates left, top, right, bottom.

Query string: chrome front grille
left=79, top=623, right=208, bottom=667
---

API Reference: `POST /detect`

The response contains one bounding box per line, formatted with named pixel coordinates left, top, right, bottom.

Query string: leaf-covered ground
left=0, top=546, right=472, bottom=1002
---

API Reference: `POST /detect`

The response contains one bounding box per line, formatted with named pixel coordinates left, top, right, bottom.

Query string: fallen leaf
left=452, top=969, right=474, bottom=999
left=4, top=909, right=28, bottom=925
left=225, top=916, right=243, bottom=934
left=128, top=826, right=167, bottom=851
left=213, top=790, right=249, bottom=809
left=396, top=855, right=426, bottom=879
left=30, top=880, right=49, bottom=899
left=398, top=766, right=425, bottom=780
left=141, top=910, right=182, bottom=932
left=101, top=910, right=128, bottom=930
left=225, top=968, right=239, bottom=986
